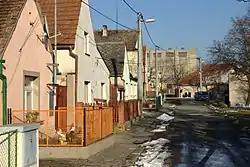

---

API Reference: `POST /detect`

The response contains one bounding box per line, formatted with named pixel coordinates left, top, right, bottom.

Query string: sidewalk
left=40, top=113, right=159, bottom=167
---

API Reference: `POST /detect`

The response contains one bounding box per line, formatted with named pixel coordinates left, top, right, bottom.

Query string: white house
left=97, top=42, right=137, bottom=101
left=40, top=0, right=110, bottom=107
left=94, top=26, right=138, bottom=102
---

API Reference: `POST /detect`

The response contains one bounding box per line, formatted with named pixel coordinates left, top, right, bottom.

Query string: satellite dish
left=43, top=16, right=50, bottom=51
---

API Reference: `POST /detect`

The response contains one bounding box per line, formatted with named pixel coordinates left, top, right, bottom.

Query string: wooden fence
left=112, top=100, right=142, bottom=125
left=10, top=106, right=113, bottom=147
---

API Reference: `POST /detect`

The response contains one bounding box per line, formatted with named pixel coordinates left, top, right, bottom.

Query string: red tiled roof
left=0, top=0, right=27, bottom=57
left=180, top=64, right=231, bottom=85
left=38, top=0, right=81, bottom=46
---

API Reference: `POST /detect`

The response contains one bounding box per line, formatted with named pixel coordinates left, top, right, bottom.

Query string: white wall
left=74, top=0, right=110, bottom=103
left=123, top=49, right=137, bottom=100
left=57, top=50, right=75, bottom=75
left=229, top=74, right=247, bottom=106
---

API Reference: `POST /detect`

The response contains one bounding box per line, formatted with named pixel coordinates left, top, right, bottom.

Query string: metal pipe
left=53, top=0, right=57, bottom=109
left=0, top=60, right=7, bottom=125
left=155, top=47, right=158, bottom=96
left=199, top=58, right=202, bottom=91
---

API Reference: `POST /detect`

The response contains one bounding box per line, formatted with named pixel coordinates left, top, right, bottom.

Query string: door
left=56, top=86, right=67, bottom=132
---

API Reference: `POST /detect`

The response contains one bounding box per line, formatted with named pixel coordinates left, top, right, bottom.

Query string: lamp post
left=137, top=13, right=155, bottom=101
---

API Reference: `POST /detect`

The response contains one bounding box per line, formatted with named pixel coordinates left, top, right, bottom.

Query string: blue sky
left=89, top=0, right=247, bottom=60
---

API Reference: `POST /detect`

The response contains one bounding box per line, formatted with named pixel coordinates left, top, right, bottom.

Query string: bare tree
left=209, top=8, right=250, bottom=105
left=170, top=61, right=187, bottom=87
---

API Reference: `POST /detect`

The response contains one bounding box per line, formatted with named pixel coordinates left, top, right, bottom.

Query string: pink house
left=0, top=0, right=53, bottom=124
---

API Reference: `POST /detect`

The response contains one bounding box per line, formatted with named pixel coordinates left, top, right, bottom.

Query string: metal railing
left=0, top=130, right=17, bottom=167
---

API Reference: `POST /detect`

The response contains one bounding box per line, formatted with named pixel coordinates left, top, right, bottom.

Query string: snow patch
left=157, top=113, right=174, bottom=122
left=136, top=138, right=171, bottom=167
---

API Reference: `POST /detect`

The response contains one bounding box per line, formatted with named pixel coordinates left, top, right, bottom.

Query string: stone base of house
left=39, top=135, right=115, bottom=159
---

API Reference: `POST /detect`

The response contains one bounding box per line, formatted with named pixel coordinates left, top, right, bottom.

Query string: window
left=166, top=52, right=175, bottom=57
left=157, top=53, right=162, bottom=57
left=153, top=53, right=156, bottom=56
left=84, top=81, right=90, bottom=103
left=179, top=52, right=187, bottom=57
left=101, top=83, right=105, bottom=99
left=24, top=76, right=35, bottom=110
left=147, top=53, right=150, bottom=57
left=84, top=32, right=90, bottom=55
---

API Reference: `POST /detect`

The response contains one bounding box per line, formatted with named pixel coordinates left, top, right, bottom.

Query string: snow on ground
left=135, top=138, right=171, bottom=167
left=151, top=125, right=166, bottom=133
left=157, top=113, right=175, bottom=122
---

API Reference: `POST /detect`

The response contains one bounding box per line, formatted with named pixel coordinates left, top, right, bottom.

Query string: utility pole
left=173, top=49, right=177, bottom=96
left=53, top=0, right=57, bottom=109
left=196, top=57, right=202, bottom=91
left=199, top=57, right=202, bottom=91
left=137, top=13, right=143, bottom=116
left=155, top=46, right=159, bottom=96
left=137, top=13, right=143, bottom=101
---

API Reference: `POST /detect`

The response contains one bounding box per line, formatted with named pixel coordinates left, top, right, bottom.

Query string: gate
left=56, top=86, right=67, bottom=131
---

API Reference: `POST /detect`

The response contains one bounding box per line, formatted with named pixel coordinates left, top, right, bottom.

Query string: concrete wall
left=3, top=0, right=52, bottom=111
left=0, top=123, right=40, bottom=167
left=75, top=0, right=110, bottom=103
left=229, top=74, right=248, bottom=106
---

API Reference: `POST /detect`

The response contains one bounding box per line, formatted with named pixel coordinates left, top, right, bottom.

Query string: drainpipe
left=0, top=60, right=7, bottom=125
left=69, top=47, right=78, bottom=106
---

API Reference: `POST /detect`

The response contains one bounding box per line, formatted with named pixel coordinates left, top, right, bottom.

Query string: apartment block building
left=146, top=48, right=197, bottom=94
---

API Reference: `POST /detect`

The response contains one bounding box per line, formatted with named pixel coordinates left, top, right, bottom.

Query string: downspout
left=69, top=47, right=78, bottom=106
left=0, top=60, right=7, bottom=125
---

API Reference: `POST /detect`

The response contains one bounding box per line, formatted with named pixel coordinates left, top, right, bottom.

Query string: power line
left=81, top=0, right=133, bottom=30
left=122, top=0, right=139, bottom=14
left=121, top=0, right=162, bottom=50
left=143, top=22, right=158, bottom=47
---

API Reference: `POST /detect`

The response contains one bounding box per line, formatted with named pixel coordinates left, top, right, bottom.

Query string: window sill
left=85, top=53, right=90, bottom=56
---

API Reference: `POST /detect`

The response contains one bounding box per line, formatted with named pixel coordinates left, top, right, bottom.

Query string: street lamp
left=137, top=13, right=156, bottom=103
left=144, top=18, right=156, bottom=23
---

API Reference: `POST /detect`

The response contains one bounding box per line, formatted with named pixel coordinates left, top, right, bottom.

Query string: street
left=139, top=99, right=250, bottom=167
left=40, top=100, right=250, bottom=167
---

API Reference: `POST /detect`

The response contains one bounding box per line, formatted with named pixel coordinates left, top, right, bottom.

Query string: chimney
left=102, top=25, right=108, bottom=37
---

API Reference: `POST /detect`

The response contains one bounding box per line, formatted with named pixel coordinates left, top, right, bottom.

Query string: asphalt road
left=156, top=99, right=250, bottom=167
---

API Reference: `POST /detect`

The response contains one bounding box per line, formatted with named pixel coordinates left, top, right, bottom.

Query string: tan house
left=147, top=48, right=197, bottom=94
left=0, top=0, right=53, bottom=125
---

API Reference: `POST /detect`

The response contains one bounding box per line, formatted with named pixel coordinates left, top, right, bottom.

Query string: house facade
left=147, top=48, right=197, bottom=94
left=97, top=42, right=137, bottom=102
left=0, top=0, right=53, bottom=115
left=94, top=26, right=138, bottom=101
left=179, top=64, right=231, bottom=102
left=228, top=73, right=249, bottom=107
left=0, top=0, right=55, bottom=127
left=40, top=0, right=110, bottom=107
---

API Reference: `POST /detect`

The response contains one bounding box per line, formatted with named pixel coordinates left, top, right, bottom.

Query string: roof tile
left=97, top=42, right=125, bottom=76
left=94, top=29, right=138, bottom=51
left=38, top=0, right=81, bottom=45
left=0, top=0, right=27, bottom=56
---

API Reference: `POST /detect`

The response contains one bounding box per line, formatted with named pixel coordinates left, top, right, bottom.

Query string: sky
left=89, top=0, right=248, bottom=61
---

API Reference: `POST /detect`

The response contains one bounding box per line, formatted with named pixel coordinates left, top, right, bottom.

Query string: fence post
left=8, top=132, right=10, bottom=167
left=83, top=108, right=86, bottom=146
left=100, top=107, right=103, bottom=138
left=15, top=130, right=17, bottom=167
